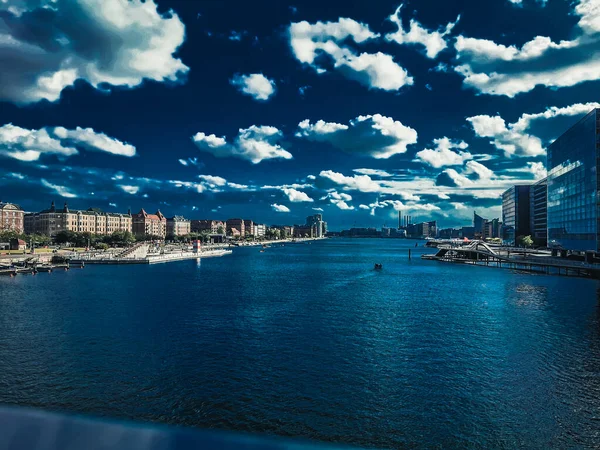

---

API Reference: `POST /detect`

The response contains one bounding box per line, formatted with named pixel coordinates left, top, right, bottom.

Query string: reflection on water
left=1, top=238, right=599, bottom=449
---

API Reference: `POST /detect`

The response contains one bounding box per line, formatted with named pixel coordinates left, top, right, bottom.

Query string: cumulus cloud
left=353, top=168, right=393, bottom=177
left=319, top=170, right=420, bottom=201
left=385, top=5, right=460, bottom=58
left=53, top=127, right=136, bottom=157
left=119, top=185, right=140, bottom=195
left=467, top=115, right=544, bottom=157
left=297, top=114, right=417, bottom=159
left=467, top=102, right=600, bottom=157
left=361, top=199, right=440, bottom=216
left=282, top=188, right=314, bottom=202
left=0, top=123, right=135, bottom=161
left=230, top=73, right=276, bottom=101
left=271, top=203, right=290, bottom=213
left=41, top=179, right=77, bottom=198
left=289, top=18, right=413, bottom=90
left=321, top=191, right=354, bottom=210
left=453, top=1, right=600, bottom=97
left=192, top=125, right=292, bottom=164
left=415, top=137, right=472, bottom=168
left=0, top=0, right=188, bottom=104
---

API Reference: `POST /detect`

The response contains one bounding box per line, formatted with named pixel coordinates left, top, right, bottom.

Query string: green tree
left=522, top=235, right=534, bottom=247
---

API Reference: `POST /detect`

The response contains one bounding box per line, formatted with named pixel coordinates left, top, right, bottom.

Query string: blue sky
left=1, top=0, right=599, bottom=230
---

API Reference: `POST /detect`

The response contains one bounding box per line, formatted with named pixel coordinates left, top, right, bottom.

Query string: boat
left=374, top=263, right=383, bottom=270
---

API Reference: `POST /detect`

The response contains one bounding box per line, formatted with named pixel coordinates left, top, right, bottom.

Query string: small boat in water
left=374, top=263, right=383, bottom=270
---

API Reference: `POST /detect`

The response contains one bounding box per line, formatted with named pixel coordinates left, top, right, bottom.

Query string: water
left=1, top=238, right=600, bottom=449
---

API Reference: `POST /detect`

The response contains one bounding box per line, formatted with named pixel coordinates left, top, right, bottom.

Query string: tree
left=217, top=226, right=224, bottom=235
left=522, top=235, right=534, bottom=248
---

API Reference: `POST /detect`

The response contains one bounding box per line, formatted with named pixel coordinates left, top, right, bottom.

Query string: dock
left=422, top=241, right=600, bottom=279
left=69, top=246, right=232, bottom=265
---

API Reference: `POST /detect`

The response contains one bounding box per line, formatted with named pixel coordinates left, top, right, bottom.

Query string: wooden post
left=408, top=249, right=411, bottom=260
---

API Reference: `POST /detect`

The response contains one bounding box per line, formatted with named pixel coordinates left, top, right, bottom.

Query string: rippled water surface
left=1, top=239, right=600, bottom=448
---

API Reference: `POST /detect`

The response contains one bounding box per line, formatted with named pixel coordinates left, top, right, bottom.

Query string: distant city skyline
left=1, top=0, right=600, bottom=229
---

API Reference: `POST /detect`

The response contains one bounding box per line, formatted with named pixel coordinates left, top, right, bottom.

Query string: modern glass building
left=547, top=109, right=599, bottom=251
left=530, top=177, right=548, bottom=247
left=502, top=185, right=531, bottom=245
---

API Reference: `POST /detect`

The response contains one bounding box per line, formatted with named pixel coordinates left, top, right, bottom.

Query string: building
left=293, top=225, right=313, bottom=238
left=132, top=209, right=166, bottom=238
left=166, top=216, right=191, bottom=237
left=530, top=177, right=548, bottom=247
left=243, top=220, right=254, bottom=237
left=9, top=238, right=26, bottom=251
left=191, top=220, right=225, bottom=234
left=226, top=218, right=245, bottom=237
left=254, top=224, right=266, bottom=238
left=473, top=212, right=487, bottom=239
left=0, top=202, right=24, bottom=233
left=24, top=202, right=132, bottom=237
left=484, top=219, right=501, bottom=240
left=306, top=214, right=326, bottom=238
left=439, top=228, right=460, bottom=239
left=547, top=108, right=599, bottom=251
left=502, top=186, right=531, bottom=245
left=406, top=221, right=437, bottom=239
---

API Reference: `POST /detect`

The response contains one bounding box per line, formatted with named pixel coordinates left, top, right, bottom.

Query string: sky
left=1, top=0, right=599, bottom=230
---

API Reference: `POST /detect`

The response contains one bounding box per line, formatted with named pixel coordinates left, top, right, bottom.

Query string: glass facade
left=547, top=109, right=599, bottom=251
left=530, top=178, right=548, bottom=246
left=502, top=185, right=530, bottom=245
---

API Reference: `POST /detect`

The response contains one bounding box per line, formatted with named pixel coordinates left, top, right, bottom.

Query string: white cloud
left=353, top=168, right=393, bottom=177
left=178, top=159, right=188, bottom=166
left=289, top=18, right=413, bottom=90
left=468, top=102, right=600, bottom=157
left=282, top=188, right=314, bottom=202
left=297, top=114, right=417, bottom=159
left=453, top=1, right=600, bottom=97
left=464, top=160, right=494, bottom=180
left=0, top=0, right=188, bottom=104
left=0, top=124, right=136, bottom=161
left=321, top=191, right=354, bottom=210
left=193, top=125, right=292, bottom=164
left=467, top=115, right=544, bottom=157
left=0, top=124, right=77, bottom=161
left=576, top=0, right=600, bottom=34
left=53, top=127, right=136, bottom=157
left=529, top=162, right=548, bottom=180
left=361, top=199, right=440, bottom=216
left=271, top=203, right=290, bottom=213
left=455, top=35, right=578, bottom=62
left=415, top=137, right=472, bottom=168
left=451, top=202, right=468, bottom=210
left=230, top=73, right=276, bottom=101
left=41, top=179, right=77, bottom=198
left=119, top=185, right=140, bottom=195
left=319, top=169, right=421, bottom=201
left=198, top=175, right=227, bottom=187
left=513, top=102, right=600, bottom=130
left=386, top=5, right=460, bottom=58
left=312, top=207, right=324, bottom=212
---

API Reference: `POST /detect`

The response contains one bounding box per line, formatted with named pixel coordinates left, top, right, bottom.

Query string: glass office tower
left=530, top=177, right=548, bottom=247
left=502, top=185, right=531, bottom=245
left=547, top=109, right=599, bottom=251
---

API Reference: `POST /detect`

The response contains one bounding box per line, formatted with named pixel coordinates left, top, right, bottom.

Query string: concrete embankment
left=70, top=249, right=232, bottom=265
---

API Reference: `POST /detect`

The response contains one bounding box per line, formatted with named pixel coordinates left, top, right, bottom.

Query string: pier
left=422, top=241, right=600, bottom=279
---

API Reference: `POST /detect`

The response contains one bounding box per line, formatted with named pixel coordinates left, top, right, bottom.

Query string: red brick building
left=0, top=202, right=24, bottom=233
left=132, top=209, right=166, bottom=238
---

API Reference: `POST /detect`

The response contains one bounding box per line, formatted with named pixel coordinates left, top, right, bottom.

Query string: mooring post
left=408, top=249, right=411, bottom=260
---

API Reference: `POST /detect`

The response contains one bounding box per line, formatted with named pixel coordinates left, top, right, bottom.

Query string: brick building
left=132, top=209, right=166, bottom=238
left=24, top=202, right=131, bottom=237
left=0, top=201, right=24, bottom=233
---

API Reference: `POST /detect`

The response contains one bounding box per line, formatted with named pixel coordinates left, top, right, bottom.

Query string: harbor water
left=1, top=238, right=599, bottom=448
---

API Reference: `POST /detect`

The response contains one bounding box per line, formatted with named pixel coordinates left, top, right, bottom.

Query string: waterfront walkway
left=423, top=241, right=600, bottom=279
